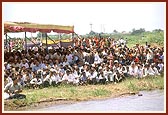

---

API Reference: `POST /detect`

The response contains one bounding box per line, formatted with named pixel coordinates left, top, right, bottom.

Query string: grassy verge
left=4, top=75, right=164, bottom=111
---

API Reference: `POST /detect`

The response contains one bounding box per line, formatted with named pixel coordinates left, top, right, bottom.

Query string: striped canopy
left=4, top=21, right=74, bottom=34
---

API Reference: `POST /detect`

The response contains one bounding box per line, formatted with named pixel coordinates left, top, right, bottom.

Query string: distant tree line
left=131, top=28, right=146, bottom=35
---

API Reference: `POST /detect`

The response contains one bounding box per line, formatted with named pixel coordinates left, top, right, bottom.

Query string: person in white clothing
left=151, top=63, right=160, bottom=76
left=71, top=69, right=80, bottom=85
left=6, top=62, right=12, bottom=70
left=30, top=75, right=43, bottom=89
left=143, top=64, right=149, bottom=77
left=107, top=68, right=114, bottom=82
left=158, top=60, right=164, bottom=73
left=62, top=70, right=71, bottom=84
left=143, top=64, right=155, bottom=77
left=103, top=66, right=109, bottom=82
left=53, top=71, right=62, bottom=85
left=148, top=65, right=155, bottom=76
left=88, top=67, right=97, bottom=84
left=79, top=69, right=87, bottom=85
left=67, top=72, right=75, bottom=84
left=122, top=65, right=128, bottom=77
left=98, top=69, right=106, bottom=84
left=129, top=62, right=138, bottom=77
left=94, top=51, right=102, bottom=64
left=43, top=73, right=51, bottom=87
left=66, top=52, right=74, bottom=65
left=4, top=76, right=26, bottom=99
left=137, top=64, right=143, bottom=78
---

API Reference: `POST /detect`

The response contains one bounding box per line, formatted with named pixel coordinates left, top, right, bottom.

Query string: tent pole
left=74, top=32, right=81, bottom=39
left=47, top=34, right=57, bottom=44
left=25, top=32, right=27, bottom=52
left=6, top=34, right=12, bottom=52
left=46, top=33, right=48, bottom=52
left=72, top=33, right=74, bottom=39
left=26, top=37, right=41, bottom=49
left=72, top=33, right=74, bottom=47
left=9, top=37, right=11, bottom=52
left=59, top=33, right=61, bottom=40
left=47, top=34, right=60, bottom=47
left=5, top=33, right=7, bottom=48
left=59, top=33, right=61, bottom=47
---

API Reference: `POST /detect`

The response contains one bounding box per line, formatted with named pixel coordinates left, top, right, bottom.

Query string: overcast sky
left=3, top=2, right=165, bottom=37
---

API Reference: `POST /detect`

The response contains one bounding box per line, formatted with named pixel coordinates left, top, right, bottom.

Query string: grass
left=4, top=75, right=164, bottom=111
left=98, top=31, right=164, bottom=48
left=126, top=31, right=164, bottom=48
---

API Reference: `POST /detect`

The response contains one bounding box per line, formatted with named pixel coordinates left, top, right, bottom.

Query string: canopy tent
left=4, top=21, right=75, bottom=52
left=4, top=21, right=74, bottom=34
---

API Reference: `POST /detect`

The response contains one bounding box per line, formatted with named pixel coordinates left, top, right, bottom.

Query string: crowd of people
left=5, top=38, right=25, bottom=51
left=4, top=36, right=164, bottom=99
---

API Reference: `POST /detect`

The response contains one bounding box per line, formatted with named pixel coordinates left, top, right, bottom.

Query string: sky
left=3, top=2, right=165, bottom=37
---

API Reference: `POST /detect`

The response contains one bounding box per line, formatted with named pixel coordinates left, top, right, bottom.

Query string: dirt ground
left=4, top=99, right=76, bottom=111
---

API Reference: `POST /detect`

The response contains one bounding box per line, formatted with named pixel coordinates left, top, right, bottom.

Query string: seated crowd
left=4, top=37, right=164, bottom=90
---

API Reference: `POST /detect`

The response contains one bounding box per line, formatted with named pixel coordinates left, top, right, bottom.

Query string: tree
left=152, top=29, right=163, bottom=33
left=113, top=30, right=118, bottom=33
left=89, top=31, right=96, bottom=35
left=131, top=28, right=145, bottom=35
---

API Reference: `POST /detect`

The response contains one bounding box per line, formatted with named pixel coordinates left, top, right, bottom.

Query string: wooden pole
left=72, top=33, right=74, bottom=39
left=25, top=32, right=27, bottom=52
left=5, top=33, right=7, bottom=48
left=45, top=33, right=48, bottom=52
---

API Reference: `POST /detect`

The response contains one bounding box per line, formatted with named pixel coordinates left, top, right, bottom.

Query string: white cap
left=37, top=69, right=43, bottom=73
left=131, top=62, right=135, bottom=65
left=85, top=62, right=89, bottom=65
left=114, top=60, right=118, bottom=63
left=120, top=54, right=123, bottom=57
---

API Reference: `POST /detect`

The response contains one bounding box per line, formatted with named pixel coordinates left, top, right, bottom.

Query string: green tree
left=131, top=28, right=145, bottom=35
left=113, top=30, right=118, bottom=33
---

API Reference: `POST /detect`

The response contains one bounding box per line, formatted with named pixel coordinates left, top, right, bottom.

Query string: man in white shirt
left=66, top=52, right=74, bottom=65
left=54, top=71, right=62, bottom=85
left=88, top=67, right=97, bottom=84
left=151, top=63, right=160, bottom=76
left=103, top=67, right=109, bottom=82
left=30, top=75, right=43, bottom=89
left=143, top=64, right=155, bottom=77
left=137, top=64, right=143, bottom=78
left=62, top=70, right=69, bottom=82
left=43, top=71, right=54, bottom=86
left=158, top=60, right=164, bottom=73
left=129, top=62, right=138, bottom=77
left=4, top=76, right=26, bottom=99
left=94, top=51, right=102, bottom=64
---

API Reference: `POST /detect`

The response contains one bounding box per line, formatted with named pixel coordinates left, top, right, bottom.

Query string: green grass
left=120, top=76, right=164, bottom=91
left=91, top=88, right=111, bottom=97
left=110, top=31, right=164, bottom=48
